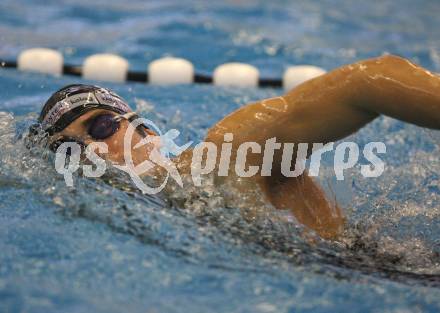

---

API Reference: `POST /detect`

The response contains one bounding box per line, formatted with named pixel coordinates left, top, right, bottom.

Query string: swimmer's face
left=49, top=109, right=159, bottom=167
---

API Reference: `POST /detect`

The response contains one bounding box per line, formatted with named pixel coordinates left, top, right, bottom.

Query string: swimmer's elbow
left=376, top=54, right=406, bottom=63
left=361, top=54, right=408, bottom=67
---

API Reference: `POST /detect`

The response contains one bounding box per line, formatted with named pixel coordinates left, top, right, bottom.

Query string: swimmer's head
left=36, top=84, right=158, bottom=166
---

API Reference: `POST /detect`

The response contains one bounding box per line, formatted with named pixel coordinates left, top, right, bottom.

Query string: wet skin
left=51, top=55, right=440, bottom=240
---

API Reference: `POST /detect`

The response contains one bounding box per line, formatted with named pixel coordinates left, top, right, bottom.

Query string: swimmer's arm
left=206, top=55, right=440, bottom=155
left=205, top=55, right=440, bottom=239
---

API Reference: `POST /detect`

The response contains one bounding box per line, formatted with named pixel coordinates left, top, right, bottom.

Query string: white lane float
left=148, top=57, right=194, bottom=85
left=17, top=48, right=63, bottom=75
left=82, top=53, right=129, bottom=83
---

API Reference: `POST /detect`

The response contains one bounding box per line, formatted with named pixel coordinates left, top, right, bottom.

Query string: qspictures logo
left=54, top=117, right=387, bottom=194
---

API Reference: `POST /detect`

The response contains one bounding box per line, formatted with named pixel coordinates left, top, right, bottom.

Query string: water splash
left=1, top=111, right=440, bottom=288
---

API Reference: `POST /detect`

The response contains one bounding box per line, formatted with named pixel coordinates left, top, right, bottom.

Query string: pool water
left=1, top=0, right=440, bottom=312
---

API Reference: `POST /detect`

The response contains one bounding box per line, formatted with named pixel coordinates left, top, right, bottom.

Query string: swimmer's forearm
left=346, top=55, right=440, bottom=128
left=281, top=55, right=440, bottom=145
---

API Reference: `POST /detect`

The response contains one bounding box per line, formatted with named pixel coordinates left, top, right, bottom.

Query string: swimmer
left=34, top=55, right=440, bottom=239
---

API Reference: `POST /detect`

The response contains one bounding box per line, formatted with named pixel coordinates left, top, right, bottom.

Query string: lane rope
left=0, top=48, right=327, bottom=90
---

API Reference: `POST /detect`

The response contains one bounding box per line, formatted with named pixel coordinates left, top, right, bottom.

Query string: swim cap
left=39, top=84, right=132, bottom=134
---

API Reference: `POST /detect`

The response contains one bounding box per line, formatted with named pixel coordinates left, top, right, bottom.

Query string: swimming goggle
left=49, top=111, right=151, bottom=152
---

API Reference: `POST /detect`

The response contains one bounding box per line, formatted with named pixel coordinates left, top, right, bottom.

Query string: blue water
left=1, top=1, right=440, bottom=312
